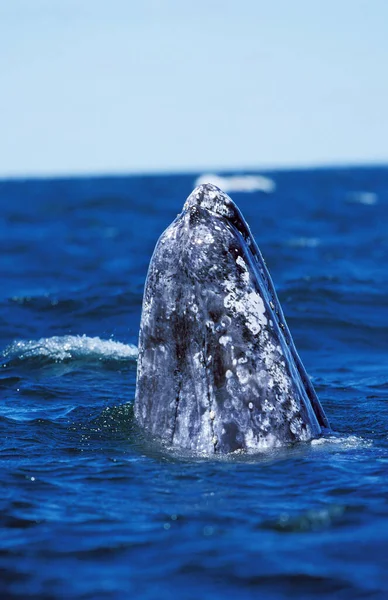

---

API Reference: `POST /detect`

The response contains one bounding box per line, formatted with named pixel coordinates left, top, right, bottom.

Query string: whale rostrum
left=134, top=183, right=329, bottom=454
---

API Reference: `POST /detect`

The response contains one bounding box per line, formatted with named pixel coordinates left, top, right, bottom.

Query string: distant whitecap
left=194, top=173, right=276, bottom=193
left=346, top=191, right=378, bottom=205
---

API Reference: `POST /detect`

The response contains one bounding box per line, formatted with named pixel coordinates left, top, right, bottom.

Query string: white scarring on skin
left=223, top=276, right=267, bottom=335
left=236, top=255, right=250, bottom=284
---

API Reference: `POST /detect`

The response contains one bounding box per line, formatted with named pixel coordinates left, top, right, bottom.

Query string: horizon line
left=0, top=160, right=387, bottom=183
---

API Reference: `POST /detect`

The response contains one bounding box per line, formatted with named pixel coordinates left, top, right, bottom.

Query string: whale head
left=134, top=184, right=329, bottom=455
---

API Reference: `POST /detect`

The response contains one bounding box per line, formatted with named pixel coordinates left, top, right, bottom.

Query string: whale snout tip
left=194, top=182, right=223, bottom=196
left=183, top=183, right=233, bottom=218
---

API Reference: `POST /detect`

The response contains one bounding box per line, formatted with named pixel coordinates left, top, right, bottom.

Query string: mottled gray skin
left=135, top=184, right=329, bottom=454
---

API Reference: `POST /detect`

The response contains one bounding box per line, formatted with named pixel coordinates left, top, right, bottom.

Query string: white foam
left=194, top=173, right=276, bottom=193
left=2, top=335, right=138, bottom=362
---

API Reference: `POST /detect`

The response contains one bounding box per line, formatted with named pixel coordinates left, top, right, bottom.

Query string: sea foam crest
left=2, top=335, right=138, bottom=363
left=194, top=173, right=276, bottom=193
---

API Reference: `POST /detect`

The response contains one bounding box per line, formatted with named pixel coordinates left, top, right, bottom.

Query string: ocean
left=0, top=167, right=387, bottom=599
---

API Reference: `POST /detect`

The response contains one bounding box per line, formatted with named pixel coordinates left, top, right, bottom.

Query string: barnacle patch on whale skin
left=223, top=274, right=267, bottom=335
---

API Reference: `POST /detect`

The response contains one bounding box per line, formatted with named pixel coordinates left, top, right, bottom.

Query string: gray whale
left=134, top=183, right=329, bottom=454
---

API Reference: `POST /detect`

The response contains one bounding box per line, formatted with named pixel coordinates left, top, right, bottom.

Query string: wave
left=1, top=335, right=138, bottom=364
left=287, top=237, right=321, bottom=248
left=194, top=173, right=276, bottom=193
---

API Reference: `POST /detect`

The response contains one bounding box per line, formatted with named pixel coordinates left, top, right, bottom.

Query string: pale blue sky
left=1, top=0, right=387, bottom=177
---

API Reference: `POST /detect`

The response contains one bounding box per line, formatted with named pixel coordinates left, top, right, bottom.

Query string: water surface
left=1, top=168, right=387, bottom=598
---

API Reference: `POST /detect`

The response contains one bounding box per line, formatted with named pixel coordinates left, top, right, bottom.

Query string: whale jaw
left=134, top=184, right=328, bottom=455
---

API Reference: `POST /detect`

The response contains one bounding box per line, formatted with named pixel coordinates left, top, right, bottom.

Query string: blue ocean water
left=0, top=167, right=387, bottom=599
